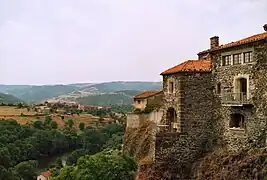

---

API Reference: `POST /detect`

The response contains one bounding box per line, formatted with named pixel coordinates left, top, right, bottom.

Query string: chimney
left=263, top=24, right=267, bottom=32
left=210, top=36, right=219, bottom=49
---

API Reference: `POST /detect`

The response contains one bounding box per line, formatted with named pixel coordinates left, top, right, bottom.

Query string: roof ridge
left=199, top=31, right=267, bottom=54
left=160, top=59, right=211, bottom=75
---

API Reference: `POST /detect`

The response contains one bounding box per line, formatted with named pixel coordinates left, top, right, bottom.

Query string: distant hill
left=76, top=90, right=142, bottom=106
left=0, top=81, right=162, bottom=104
left=0, top=85, right=78, bottom=103
left=0, top=92, right=24, bottom=104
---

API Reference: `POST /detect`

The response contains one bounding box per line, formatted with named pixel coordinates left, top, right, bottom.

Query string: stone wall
left=161, top=72, right=215, bottom=133
left=161, top=74, right=183, bottom=131
left=212, top=40, right=267, bottom=150
left=133, top=99, right=148, bottom=110
left=153, top=71, right=221, bottom=179
left=126, top=109, right=164, bottom=129
left=127, top=113, right=142, bottom=128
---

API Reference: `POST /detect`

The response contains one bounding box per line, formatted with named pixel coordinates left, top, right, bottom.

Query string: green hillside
left=76, top=90, right=142, bottom=106
left=5, top=85, right=78, bottom=102
left=0, top=92, right=24, bottom=104
left=0, top=82, right=162, bottom=103
left=81, top=81, right=162, bottom=93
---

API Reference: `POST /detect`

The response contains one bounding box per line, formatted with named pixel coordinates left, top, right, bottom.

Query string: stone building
left=133, top=90, right=163, bottom=111
left=126, top=24, right=267, bottom=179
left=159, top=60, right=214, bottom=134
left=154, top=24, right=267, bottom=150
left=127, top=90, right=164, bottom=128
left=199, top=24, right=267, bottom=150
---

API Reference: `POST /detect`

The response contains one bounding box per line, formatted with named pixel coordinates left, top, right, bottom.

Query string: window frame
left=169, top=81, right=174, bottom=94
left=233, top=53, right=242, bottom=65
left=222, top=55, right=231, bottom=66
left=243, top=51, right=253, bottom=63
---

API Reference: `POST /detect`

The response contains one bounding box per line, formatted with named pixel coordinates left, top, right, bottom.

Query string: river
left=37, top=151, right=72, bottom=174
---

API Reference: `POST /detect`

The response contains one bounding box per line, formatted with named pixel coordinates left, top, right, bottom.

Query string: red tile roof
left=134, top=90, right=162, bottom=99
left=160, top=60, right=211, bottom=75
left=41, top=171, right=51, bottom=177
left=198, top=32, right=267, bottom=54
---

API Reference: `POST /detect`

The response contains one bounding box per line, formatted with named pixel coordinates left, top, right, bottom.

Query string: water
left=37, top=151, right=71, bottom=174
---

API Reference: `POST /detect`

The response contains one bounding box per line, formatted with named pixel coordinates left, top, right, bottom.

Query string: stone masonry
left=212, top=37, right=267, bottom=150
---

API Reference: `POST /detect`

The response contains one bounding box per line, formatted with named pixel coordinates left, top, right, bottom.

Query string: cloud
left=0, top=0, right=266, bottom=84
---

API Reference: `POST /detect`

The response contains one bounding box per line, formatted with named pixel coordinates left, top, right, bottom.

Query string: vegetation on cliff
left=195, top=148, right=267, bottom=180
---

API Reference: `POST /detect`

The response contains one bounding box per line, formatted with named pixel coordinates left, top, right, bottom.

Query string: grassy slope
left=0, top=82, right=162, bottom=104
left=76, top=90, right=142, bottom=106
left=7, top=85, right=78, bottom=102
left=0, top=92, right=24, bottom=104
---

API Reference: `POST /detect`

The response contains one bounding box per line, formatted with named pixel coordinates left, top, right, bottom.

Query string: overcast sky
left=0, top=0, right=266, bottom=85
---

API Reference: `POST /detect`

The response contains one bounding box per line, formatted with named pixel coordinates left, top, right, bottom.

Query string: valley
left=0, top=81, right=162, bottom=105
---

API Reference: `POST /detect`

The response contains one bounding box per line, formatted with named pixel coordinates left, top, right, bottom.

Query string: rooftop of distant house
left=199, top=24, right=267, bottom=55
left=41, top=171, right=51, bottom=177
left=160, top=60, right=211, bottom=75
left=134, top=90, right=163, bottom=99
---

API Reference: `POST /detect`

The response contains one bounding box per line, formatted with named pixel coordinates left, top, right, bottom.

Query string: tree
left=14, top=160, right=38, bottom=180
left=44, top=115, right=52, bottom=125
left=74, top=150, right=137, bottom=180
left=66, top=149, right=88, bottom=166
left=33, top=120, right=43, bottom=129
left=99, top=117, right=105, bottom=124
left=59, top=166, right=75, bottom=180
left=67, top=119, right=74, bottom=129
left=51, top=121, right=58, bottom=129
left=17, top=103, right=23, bottom=109
left=0, top=147, right=11, bottom=168
left=79, top=122, right=85, bottom=131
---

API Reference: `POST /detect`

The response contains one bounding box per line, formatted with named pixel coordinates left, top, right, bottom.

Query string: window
left=233, top=53, right=242, bottom=65
left=169, top=82, right=174, bottom=93
left=222, top=55, right=231, bottom=66
left=137, top=100, right=141, bottom=104
left=216, top=83, right=221, bottom=95
left=244, top=52, right=253, bottom=63
left=229, top=113, right=245, bottom=129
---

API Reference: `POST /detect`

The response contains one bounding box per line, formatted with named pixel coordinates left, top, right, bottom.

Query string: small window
left=222, top=55, right=231, bottom=66
left=137, top=100, right=141, bottom=104
left=244, top=52, right=253, bottom=63
left=216, top=83, right=221, bottom=95
left=233, top=53, right=242, bottom=65
left=229, top=114, right=245, bottom=129
left=169, top=82, right=174, bottom=93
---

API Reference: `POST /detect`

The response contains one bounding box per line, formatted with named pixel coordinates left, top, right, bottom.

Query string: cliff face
left=134, top=147, right=267, bottom=180
left=123, top=121, right=156, bottom=161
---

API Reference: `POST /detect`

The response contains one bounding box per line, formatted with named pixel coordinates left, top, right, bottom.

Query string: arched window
left=234, top=77, right=248, bottom=101
left=229, top=113, right=245, bottom=129
left=166, top=107, right=178, bottom=132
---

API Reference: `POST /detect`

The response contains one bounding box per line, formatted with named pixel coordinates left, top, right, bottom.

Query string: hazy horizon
left=0, top=80, right=162, bottom=86
left=1, top=0, right=267, bottom=85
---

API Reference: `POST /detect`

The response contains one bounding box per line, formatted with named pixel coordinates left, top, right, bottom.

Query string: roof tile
left=160, top=60, right=211, bottom=75
left=199, top=32, right=267, bottom=54
left=134, top=90, right=162, bottom=99
left=41, top=171, right=51, bottom=177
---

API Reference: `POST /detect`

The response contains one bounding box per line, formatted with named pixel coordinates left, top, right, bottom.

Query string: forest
left=0, top=117, right=137, bottom=180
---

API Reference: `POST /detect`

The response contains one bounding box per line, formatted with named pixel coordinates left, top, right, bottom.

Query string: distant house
left=35, top=106, right=51, bottom=114
left=37, top=171, right=51, bottom=180
left=133, top=90, right=163, bottom=111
